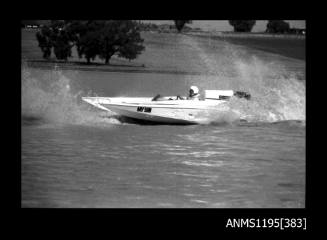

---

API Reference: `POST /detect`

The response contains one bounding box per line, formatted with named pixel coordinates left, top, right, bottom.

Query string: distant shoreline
left=23, top=59, right=206, bottom=76
left=185, top=31, right=305, bottom=39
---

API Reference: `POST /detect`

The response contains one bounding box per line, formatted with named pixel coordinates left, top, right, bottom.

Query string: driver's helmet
left=190, top=86, right=199, bottom=95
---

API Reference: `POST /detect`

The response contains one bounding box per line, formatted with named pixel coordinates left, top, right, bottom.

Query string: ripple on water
left=181, top=160, right=225, bottom=167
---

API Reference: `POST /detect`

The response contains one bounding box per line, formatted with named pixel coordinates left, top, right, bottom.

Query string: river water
left=21, top=33, right=305, bottom=208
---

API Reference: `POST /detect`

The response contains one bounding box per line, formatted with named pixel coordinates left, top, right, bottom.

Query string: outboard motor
left=234, top=91, right=251, bottom=100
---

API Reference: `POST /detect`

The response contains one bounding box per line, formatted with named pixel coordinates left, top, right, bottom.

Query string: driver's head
left=189, top=86, right=199, bottom=96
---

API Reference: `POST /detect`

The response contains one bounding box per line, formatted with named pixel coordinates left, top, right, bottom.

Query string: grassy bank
left=223, top=36, right=305, bottom=61
left=189, top=32, right=305, bottom=61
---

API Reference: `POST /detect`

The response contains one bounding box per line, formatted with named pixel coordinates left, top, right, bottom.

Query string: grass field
left=221, top=36, right=305, bottom=60
left=190, top=33, right=305, bottom=61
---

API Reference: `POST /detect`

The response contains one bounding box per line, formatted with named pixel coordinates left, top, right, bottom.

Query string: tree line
left=36, top=20, right=145, bottom=64
left=35, top=20, right=192, bottom=63
left=174, top=20, right=298, bottom=34
left=228, top=20, right=299, bottom=33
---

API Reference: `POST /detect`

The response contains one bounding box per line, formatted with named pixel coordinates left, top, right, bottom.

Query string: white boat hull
left=82, top=97, right=229, bottom=124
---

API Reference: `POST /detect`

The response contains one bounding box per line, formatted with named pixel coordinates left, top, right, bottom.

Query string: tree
left=52, top=35, right=72, bottom=61
left=51, top=22, right=73, bottom=61
left=97, top=21, right=145, bottom=64
left=174, top=20, right=192, bottom=33
left=77, top=31, right=100, bottom=64
left=117, top=24, right=145, bottom=62
left=69, top=21, right=103, bottom=64
left=36, top=20, right=74, bottom=60
left=266, top=20, right=290, bottom=33
left=228, top=20, right=256, bottom=32
left=35, top=20, right=145, bottom=64
left=36, top=28, right=52, bottom=59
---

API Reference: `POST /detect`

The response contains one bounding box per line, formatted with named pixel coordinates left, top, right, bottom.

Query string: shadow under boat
left=113, top=115, right=197, bottom=126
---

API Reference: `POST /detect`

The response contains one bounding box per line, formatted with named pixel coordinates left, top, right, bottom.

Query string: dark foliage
left=35, top=20, right=145, bottom=64
left=36, top=30, right=52, bottom=59
left=228, top=20, right=256, bottom=32
left=266, top=20, right=290, bottom=33
left=173, top=20, right=192, bottom=33
left=97, top=21, right=145, bottom=64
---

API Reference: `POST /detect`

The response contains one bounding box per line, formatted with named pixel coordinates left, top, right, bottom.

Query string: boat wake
left=22, top=66, right=121, bottom=128
left=182, top=35, right=305, bottom=125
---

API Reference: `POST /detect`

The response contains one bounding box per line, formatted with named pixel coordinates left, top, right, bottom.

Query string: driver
left=176, top=86, right=200, bottom=100
left=187, top=86, right=200, bottom=100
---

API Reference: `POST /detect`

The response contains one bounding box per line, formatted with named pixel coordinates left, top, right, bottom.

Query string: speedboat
left=82, top=90, right=251, bottom=124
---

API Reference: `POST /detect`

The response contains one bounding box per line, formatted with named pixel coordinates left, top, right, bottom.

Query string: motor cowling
left=234, top=91, right=251, bottom=100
